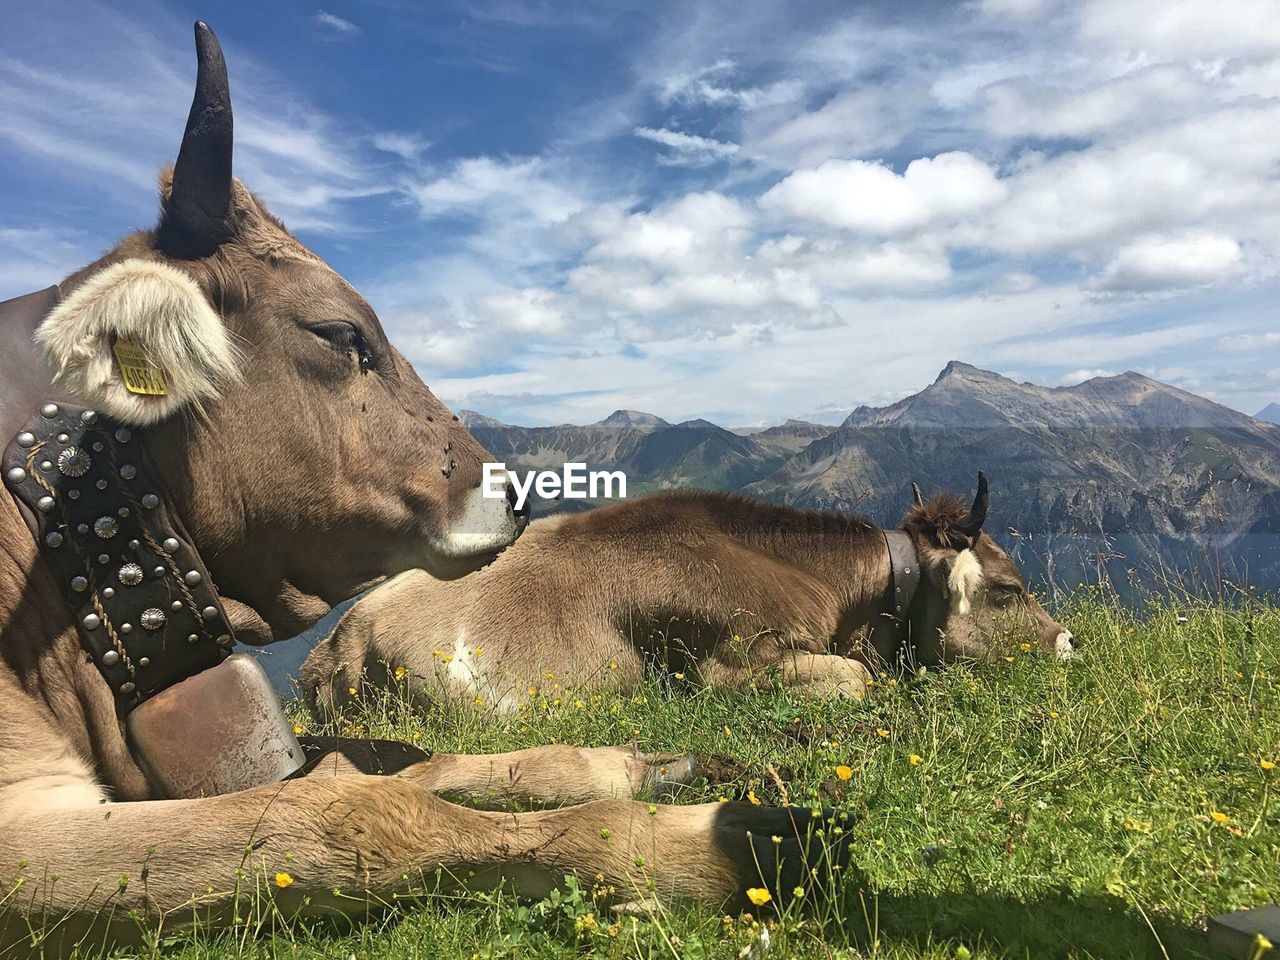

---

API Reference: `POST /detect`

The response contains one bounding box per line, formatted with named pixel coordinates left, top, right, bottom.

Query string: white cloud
left=760, top=152, right=1006, bottom=235
left=745, top=90, right=905, bottom=169
left=1095, top=233, right=1243, bottom=291
left=1079, top=0, right=1280, bottom=60
left=1058, top=368, right=1116, bottom=385
left=1220, top=332, right=1280, bottom=352
left=409, top=156, right=584, bottom=225
left=314, top=11, right=361, bottom=37
left=635, top=126, right=739, bottom=164
left=981, top=64, right=1209, bottom=139
left=477, top=288, right=567, bottom=335
left=372, top=131, right=428, bottom=160
left=976, top=0, right=1054, bottom=16
left=657, top=59, right=803, bottom=110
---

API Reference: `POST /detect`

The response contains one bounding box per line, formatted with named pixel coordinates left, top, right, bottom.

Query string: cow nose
left=507, top=481, right=531, bottom=535
left=1054, top=630, right=1077, bottom=660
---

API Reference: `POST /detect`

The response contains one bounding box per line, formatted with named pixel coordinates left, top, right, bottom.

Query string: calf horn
left=956, top=471, right=988, bottom=538
left=911, top=481, right=924, bottom=507
left=162, top=22, right=233, bottom=258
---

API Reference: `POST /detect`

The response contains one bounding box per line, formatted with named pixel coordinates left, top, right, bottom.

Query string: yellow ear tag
left=112, top=338, right=169, bottom=397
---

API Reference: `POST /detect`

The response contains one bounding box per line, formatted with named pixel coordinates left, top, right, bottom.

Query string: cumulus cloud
left=1094, top=234, right=1243, bottom=292
left=1058, top=368, right=1117, bottom=385
left=760, top=152, right=1006, bottom=235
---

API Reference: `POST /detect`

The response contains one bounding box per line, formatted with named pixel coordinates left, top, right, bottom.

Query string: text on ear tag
left=113, top=338, right=169, bottom=396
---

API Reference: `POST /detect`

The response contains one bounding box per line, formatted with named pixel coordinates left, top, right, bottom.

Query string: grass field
left=79, top=592, right=1280, bottom=959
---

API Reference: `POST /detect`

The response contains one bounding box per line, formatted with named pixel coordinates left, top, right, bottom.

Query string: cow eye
left=307, top=321, right=374, bottom=371
left=990, top=585, right=1020, bottom=605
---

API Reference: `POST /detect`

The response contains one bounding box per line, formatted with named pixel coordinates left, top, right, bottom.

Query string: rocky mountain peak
left=597, top=409, right=671, bottom=431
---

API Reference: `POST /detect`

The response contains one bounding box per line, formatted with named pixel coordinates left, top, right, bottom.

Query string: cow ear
left=36, top=258, right=240, bottom=425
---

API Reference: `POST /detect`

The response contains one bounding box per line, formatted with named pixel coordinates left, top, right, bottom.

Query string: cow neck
left=0, top=286, right=237, bottom=712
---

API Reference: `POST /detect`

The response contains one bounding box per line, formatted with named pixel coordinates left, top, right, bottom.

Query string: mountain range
left=461, top=363, right=1280, bottom=598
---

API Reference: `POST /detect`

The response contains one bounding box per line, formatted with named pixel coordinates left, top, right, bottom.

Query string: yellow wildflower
left=1049, top=711, right=1060, bottom=719
left=674, top=672, right=685, bottom=680
left=274, top=872, right=294, bottom=889
left=1261, top=759, right=1276, bottom=771
left=394, top=665, right=407, bottom=680
left=747, top=789, right=761, bottom=805
left=723, top=724, right=732, bottom=736
left=292, top=724, right=304, bottom=735
left=1210, top=811, right=1232, bottom=824
left=1019, top=642, right=1032, bottom=651
left=746, top=887, right=772, bottom=906
left=835, top=765, right=854, bottom=781
left=347, top=687, right=356, bottom=696
left=909, top=754, right=924, bottom=766
left=875, top=728, right=890, bottom=739
left=609, top=661, right=619, bottom=670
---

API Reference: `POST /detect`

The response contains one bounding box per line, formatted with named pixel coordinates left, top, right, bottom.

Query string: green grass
left=54, top=593, right=1280, bottom=958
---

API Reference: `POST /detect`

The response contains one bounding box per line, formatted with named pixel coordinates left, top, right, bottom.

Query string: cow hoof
left=644, top=754, right=702, bottom=797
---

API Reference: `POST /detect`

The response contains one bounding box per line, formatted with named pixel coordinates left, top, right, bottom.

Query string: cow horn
left=957, top=471, right=989, bottom=538
left=164, top=22, right=233, bottom=257
left=911, top=481, right=925, bottom=507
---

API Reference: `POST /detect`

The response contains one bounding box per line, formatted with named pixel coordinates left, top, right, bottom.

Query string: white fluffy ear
left=947, top=549, right=984, bottom=616
left=36, top=259, right=239, bottom=425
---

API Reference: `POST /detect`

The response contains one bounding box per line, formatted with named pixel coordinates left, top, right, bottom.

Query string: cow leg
left=297, top=738, right=705, bottom=806
left=404, top=745, right=705, bottom=806
left=0, top=774, right=845, bottom=946
left=702, top=650, right=872, bottom=700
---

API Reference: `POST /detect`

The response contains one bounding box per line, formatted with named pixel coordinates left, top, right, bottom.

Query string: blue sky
left=2, top=0, right=1278, bottom=426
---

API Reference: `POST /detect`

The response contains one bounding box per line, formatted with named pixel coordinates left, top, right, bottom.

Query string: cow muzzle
left=432, top=478, right=527, bottom=562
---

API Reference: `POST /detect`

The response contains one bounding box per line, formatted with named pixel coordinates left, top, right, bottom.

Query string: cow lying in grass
left=303, top=478, right=1076, bottom=716
left=0, top=24, right=839, bottom=951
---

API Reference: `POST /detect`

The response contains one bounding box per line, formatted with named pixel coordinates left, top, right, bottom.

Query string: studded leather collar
left=882, top=529, right=922, bottom=661
left=1, top=288, right=236, bottom=712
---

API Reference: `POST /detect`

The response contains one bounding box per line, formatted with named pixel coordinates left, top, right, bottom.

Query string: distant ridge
left=1258, top=402, right=1280, bottom=425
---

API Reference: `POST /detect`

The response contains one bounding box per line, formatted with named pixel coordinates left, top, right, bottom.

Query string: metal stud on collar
left=57, top=446, right=91, bottom=477
left=7, top=400, right=236, bottom=707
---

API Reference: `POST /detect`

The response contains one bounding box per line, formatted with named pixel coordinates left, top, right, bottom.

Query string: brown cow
left=0, top=24, right=835, bottom=950
left=303, top=480, right=1076, bottom=714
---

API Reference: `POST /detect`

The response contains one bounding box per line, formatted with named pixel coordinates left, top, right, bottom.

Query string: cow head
left=901, top=473, right=1076, bottom=665
left=34, top=24, right=525, bottom=641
